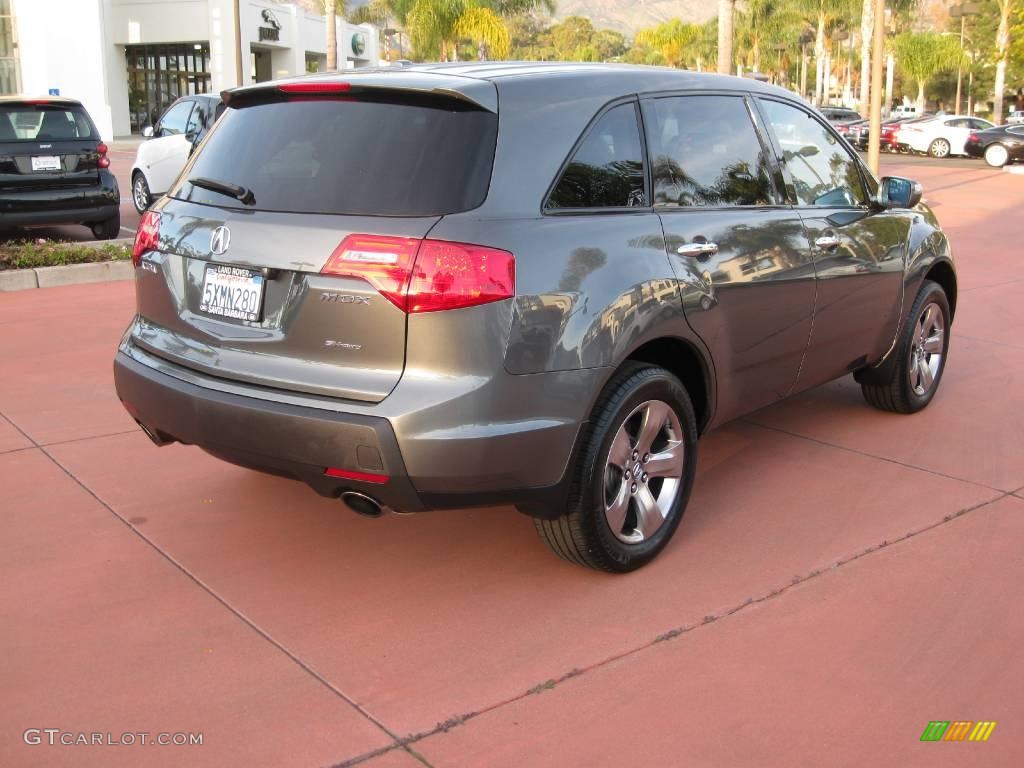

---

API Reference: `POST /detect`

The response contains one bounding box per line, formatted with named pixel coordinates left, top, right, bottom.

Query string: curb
left=0, top=259, right=134, bottom=292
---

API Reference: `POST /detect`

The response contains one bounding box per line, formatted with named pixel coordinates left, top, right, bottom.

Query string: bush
left=0, top=240, right=131, bottom=271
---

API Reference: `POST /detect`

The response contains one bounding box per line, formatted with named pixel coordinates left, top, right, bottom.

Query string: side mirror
left=142, top=125, right=154, bottom=138
left=878, top=176, right=922, bottom=209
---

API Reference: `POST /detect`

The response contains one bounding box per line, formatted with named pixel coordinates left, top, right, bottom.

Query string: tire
left=861, top=280, right=951, bottom=414
left=91, top=212, right=120, bottom=240
left=535, top=363, right=699, bottom=572
left=928, top=138, right=951, bottom=158
left=984, top=143, right=1009, bottom=168
left=131, top=172, right=151, bottom=214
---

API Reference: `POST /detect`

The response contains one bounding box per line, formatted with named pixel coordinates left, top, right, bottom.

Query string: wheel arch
left=924, top=258, right=957, bottom=319
left=617, top=336, right=715, bottom=435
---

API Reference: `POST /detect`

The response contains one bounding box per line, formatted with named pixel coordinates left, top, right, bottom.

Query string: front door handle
left=677, top=242, right=719, bottom=258
left=814, top=235, right=841, bottom=251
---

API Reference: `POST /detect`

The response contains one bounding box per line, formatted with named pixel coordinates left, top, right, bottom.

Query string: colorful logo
left=920, top=721, right=997, bottom=742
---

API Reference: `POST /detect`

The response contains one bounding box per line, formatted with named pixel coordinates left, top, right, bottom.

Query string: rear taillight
left=321, top=234, right=515, bottom=313
left=132, top=211, right=161, bottom=267
left=96, top=141, right=110, bottom=169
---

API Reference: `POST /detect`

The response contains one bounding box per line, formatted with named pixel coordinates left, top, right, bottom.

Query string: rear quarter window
left=173, top=95, right=498, bottom=217
left=546, top=102, right=646, bottom=210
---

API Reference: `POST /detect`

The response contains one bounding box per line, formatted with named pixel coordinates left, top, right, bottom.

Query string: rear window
left=173, top=96, right=498, bottom=216
left=0, top=103, right=97, bottom=142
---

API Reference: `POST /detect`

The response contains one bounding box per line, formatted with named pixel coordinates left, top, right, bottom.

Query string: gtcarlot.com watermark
left=24, top=729, right=202, bottom=747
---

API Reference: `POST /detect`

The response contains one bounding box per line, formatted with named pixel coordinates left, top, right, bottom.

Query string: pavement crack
left=341, top=487, right=1013, bottom=764
left=741, top=418, right=1008, bottom=493
left=0, top=408, right=410, bottom=763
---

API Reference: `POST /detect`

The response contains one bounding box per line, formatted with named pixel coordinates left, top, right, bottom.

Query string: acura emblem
left=210, top=225, right=230, bottom=255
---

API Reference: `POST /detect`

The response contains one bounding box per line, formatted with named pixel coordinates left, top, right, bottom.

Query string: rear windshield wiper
left=188, top=176, right=255, bottom=206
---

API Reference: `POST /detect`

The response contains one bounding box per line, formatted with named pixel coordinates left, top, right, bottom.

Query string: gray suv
left=114, top=64, right=956, bottom=572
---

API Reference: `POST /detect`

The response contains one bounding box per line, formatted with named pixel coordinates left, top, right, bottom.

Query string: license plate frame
left=31, top=155, right=61, bottom=171
left=199, top=264, right=265, bottom=323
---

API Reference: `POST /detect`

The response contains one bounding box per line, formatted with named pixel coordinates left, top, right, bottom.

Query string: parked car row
left=835, top=110, right=1021, bottom=168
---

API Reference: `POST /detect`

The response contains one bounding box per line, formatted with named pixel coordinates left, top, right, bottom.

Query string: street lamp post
left=948, top=3, right=981, bottom=115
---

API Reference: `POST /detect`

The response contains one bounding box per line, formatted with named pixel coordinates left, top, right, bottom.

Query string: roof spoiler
left=221, top=71, right=498, bottom=113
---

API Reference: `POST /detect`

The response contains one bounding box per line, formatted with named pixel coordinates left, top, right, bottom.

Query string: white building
left=3, top=0, right=381, bottom=139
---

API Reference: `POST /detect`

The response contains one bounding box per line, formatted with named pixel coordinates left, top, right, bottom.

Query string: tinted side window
left=759, top=99, right=867, bottom=207
left=186, top=101, right=205, bottom=134
left=645, top=95, right=773, bottom=207
left=158, top=100, right=194, bottom=137
left=546, top=103, right=646, bottom=209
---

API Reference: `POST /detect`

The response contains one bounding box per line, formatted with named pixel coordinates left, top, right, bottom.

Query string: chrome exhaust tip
left=340, top=491, right=383, bottom=518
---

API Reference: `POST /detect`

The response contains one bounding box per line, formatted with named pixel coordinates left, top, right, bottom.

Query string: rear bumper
left=114, top=350, right=426, bottom=512
left=113, top=346, right=587, bottom=516
left=0, top=170, right=118, bottom=227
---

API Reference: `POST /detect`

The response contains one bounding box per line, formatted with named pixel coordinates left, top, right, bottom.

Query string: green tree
left=550, top=16, right=596, bottom=59
left=893, top=32, right=965, bottom=111
left=636, top=20, right=702, bottom=69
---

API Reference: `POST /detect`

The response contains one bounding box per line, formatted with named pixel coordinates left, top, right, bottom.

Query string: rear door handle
left=814, top=235, right=841, bottom=251
left=677, top=242, right=719, bottom=258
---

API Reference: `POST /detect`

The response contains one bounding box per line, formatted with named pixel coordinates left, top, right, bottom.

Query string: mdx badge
left=321, top=293, right=369, bottom=305
left=210, top=225, right=231, bottom=255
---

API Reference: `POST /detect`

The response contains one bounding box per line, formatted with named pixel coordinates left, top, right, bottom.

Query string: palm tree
left=635, top=20, right=703, bottom=69
left=326, top=0, right=338, bottom=69
left=791, top=0, right=859, bottom=105
left=857, top=0, right=872, bottom=109
left=993, top=0, right=1018, bottom=123
left=892, top=32, right=964, bottom=111
left=736, top=0, right=798, bottom=73
left=718, top=0, right=734, bottom=74
left=402, top=0, right=552, bottom=61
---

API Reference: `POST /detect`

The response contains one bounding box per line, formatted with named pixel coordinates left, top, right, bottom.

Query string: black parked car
left=964, top=124, right=1024, bottom=167
left=0, top=96, right=120, bottom=239
left=821, top=107, right=861, bottom=124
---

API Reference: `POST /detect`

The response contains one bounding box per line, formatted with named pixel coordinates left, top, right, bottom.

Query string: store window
left=125, top=42, right=210, bottom=133
left=1, top=0, right=18, bottom=95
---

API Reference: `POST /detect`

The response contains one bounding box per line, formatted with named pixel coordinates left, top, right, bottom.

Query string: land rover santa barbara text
left=114, top=63, right=956, bottom=572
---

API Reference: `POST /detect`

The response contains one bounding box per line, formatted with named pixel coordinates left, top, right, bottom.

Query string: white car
left=897, top=115, right=994, bottom=158
left=891, top=104, right=919, bottom=119
left=130, top=94, right=223, bottom=214
left=1008, top=110, right=1024, bottom=125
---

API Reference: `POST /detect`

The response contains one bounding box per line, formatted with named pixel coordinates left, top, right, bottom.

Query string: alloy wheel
left=985, top=144, right=1009, bottom=168
left=603, top=399, right=684, bottom=544
left=909, top=301, right=945, bottom=396
left=133, top=177, right=150, bottom=212
left=930, top=139, right=950, bottom=158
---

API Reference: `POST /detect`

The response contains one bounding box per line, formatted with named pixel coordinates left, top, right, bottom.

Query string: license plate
left=31, top=155, right=61, bottom=171
left=199, top=264, right=265, bottom=322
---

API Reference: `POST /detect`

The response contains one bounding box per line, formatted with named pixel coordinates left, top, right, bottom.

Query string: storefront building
left=5, top=0, right=380, bottom=138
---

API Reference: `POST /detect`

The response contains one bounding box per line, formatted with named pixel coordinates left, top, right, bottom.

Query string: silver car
left=115, top=64, right=956, bottom=571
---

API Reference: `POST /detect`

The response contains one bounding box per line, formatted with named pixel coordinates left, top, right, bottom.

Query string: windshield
left=173, top=96, right=498, bottom=217
left=0, top=103, right=97, bottom=142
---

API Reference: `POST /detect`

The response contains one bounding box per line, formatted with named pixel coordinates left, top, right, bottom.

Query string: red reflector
left=279, top=82, right=351, bottom=94
left=322, top=234, right=515, bottom=314
left=325, top=467, right=389, bottom=484
left=132, top=211, right=161, bottom=267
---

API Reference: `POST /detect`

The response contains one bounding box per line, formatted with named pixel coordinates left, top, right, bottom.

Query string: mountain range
left=552, top=0, right=717, bottom=35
